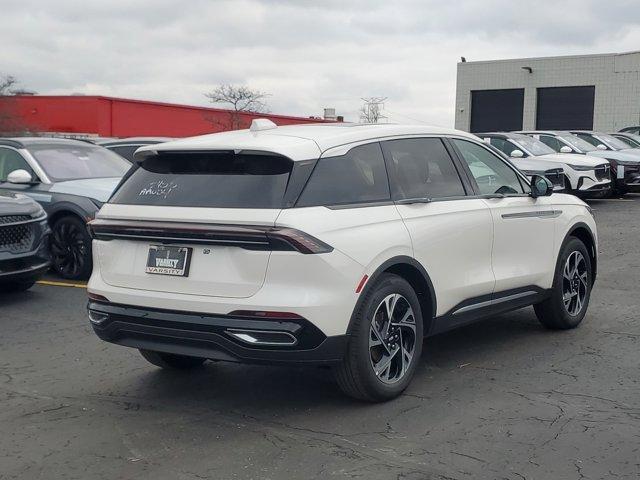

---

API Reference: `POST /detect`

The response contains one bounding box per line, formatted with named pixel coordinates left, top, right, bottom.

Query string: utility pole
left=359, top=97, right=387, bottom=123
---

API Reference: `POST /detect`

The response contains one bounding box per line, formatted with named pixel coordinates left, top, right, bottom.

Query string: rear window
left=110, top=151, right=293, bottom=208
left=296, top=143, right=390, bottom=207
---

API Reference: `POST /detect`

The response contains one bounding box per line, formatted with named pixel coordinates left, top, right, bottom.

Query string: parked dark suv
left=0, top=191, right=50, bottom=291
left=0, top=138, right=130, bottom=279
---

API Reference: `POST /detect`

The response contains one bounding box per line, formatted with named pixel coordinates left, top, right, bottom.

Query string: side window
left=108, top=145, right=139, bottom=162
left=0, top=148, right=34, bottom=182
left=487, top=138, right=512, bottom=156
left=381, top=138, right=465, bottom=200
left=296, top=143, right=390, bottom=207
left=539, top=135, right=561, bottom=151
left=576, top=133, right=600, bottom=148
left=452, top=139, right=527, bottom=196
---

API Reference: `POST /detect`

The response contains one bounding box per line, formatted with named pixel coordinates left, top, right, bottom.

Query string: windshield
left=111, top=151, right=294, bottom=208
left=28, top=144, right=130, bottom=181
left=597, top=133, right=634, bottom=150
left=510, top=134, right=556, bottom=156
left=557, top=134, right=597, bottom=152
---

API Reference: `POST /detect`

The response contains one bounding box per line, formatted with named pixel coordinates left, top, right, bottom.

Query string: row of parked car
left=479, top=130, right=640, bottom=197
left=1, top=128, right=640, bottom=290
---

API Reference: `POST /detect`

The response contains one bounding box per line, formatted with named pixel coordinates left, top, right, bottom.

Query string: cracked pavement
left=1, top=196, right=639, bottom=479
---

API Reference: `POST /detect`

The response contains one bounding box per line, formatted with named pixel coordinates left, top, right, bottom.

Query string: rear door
left=380, top=137, right=495, bottom=318
left=451, top=139, right=557, bottom=292
left=95, top=150, right=302, bottom=298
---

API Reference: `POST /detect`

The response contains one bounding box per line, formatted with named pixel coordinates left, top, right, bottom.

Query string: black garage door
left=536, top=86, right=595, bottom=130
left=470, top=89, right=524, bottom=133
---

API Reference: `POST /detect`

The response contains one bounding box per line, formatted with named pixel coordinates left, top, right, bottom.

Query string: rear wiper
left=395, top=197, right=433, bottom=205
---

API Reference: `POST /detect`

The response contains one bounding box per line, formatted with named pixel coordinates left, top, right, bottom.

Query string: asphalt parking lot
left=1, top=196, right=639, bottom=480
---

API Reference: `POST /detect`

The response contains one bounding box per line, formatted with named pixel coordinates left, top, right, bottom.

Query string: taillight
left=88, top=292, right=109, bottom=302
left=267, top=227, right=333, bottom=254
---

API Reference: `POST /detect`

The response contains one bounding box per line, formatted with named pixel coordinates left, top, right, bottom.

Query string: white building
left=455, top=51, right=640, bottom=133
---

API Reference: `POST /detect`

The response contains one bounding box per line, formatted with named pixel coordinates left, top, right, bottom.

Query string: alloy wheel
left=369, top=293, right=417, bottom=384
left=51, top=221, right=87, bottom=278
left=562, top=251, right=588, bottom=316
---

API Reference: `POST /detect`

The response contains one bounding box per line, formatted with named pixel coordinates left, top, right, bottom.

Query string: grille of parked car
left=594, top=164, right=611, bottom=181
left=0, top=217, right=35, bottom=253
left=544, top=169, right=565, bottom=189
left=0, top=214, right=32, bottom=225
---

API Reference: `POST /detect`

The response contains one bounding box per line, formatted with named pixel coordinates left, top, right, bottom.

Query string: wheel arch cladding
left=566, top=222, right=597, bottom=285
left=347, top=256, right=437, bottom=336
left=48, top=208, right=86, bottom=227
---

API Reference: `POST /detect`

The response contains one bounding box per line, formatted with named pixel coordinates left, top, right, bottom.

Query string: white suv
left=87, top=122, right=597, bottom=401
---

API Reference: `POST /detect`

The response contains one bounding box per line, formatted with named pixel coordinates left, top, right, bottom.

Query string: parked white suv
left=87, top=122, right=597, bottom=401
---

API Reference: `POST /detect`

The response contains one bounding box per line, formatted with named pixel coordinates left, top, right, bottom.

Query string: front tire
left=50, top=215, right=93, bottom=280
left=139, top=349, right=207, bottom=370
left=335, top=273, right=423, bottom=402
left=534, top=237, right=592, bottom=330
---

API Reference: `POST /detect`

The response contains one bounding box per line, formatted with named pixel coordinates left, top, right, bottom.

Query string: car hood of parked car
left=586, top=150, right=640, bottom=163
left=49, top=177, right=122, bottom=203
left=510, top=157, right=565, bottom=173
left=539, top=153, right=608, bottom=167
left=0, top=191, right=43, bottom=216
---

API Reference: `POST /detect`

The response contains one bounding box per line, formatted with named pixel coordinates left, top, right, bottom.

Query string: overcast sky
left=2, top=0, right=640, bottom=126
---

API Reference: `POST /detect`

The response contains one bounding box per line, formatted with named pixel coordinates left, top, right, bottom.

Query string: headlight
left=31, top=202, right=46, bottom=219
left=565, top=164, right=595, bottom=171
left=612, top=159, right=640, bottom=166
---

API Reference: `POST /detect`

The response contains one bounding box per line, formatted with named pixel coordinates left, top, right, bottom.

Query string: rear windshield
left=110, top=151, right=293, bottom=208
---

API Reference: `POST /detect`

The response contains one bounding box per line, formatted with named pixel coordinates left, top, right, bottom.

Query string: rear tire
left=335, top=273, right=423, bottom=402
left=534, top=237, right=592, bottom=330
left=139, top=349, right=207, bottom=370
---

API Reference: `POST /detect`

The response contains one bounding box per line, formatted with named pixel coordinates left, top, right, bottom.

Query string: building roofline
left=8, top=95, right=332, bottom=123
left=458, top=50, right=640, bottom=66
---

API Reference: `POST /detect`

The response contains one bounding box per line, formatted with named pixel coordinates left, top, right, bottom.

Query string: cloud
left=1, top=0, right=640, bottom=127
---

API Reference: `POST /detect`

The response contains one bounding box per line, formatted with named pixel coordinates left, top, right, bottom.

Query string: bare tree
left=359, top=96, right=387, bottom=124
left=0, top=74, right=27, bottom=134
left=204, top=84, right=270, bottom=130
left=0, top=75, right=18, bottom=96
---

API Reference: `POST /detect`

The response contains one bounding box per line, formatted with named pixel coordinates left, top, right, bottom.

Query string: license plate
left=145, top=245, right=192, bottom=276
left=617, top=165, right=625, bottom=179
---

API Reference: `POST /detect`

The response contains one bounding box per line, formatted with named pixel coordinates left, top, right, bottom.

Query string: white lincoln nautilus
left=87, top=121, right=597, bottom=401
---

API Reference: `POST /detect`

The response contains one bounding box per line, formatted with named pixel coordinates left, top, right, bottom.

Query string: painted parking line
left=36, top=280, right=87, bottom=289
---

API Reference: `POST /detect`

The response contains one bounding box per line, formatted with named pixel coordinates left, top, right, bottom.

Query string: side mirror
left=510, top=149, right=524, bottom=158
left=597, top=144, right=607, bottom=150
left=530, top=175, right=553, bottom=198
left=560, top=145, right=572, bottom=153
left=7, top=169, right=34, bottom=184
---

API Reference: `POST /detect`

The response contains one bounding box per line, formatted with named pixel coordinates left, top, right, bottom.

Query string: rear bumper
left=88, top=301, right=348, bottom=365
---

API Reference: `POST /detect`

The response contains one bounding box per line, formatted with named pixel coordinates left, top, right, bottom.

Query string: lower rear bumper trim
left=88, top=301, right=348, bottom=365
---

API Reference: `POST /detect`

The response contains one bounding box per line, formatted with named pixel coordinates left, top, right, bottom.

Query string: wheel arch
left=47, top=204, right=89, bottom=227
left=346, top=256, right=437, bottom=336
left=565, top=222, right=597, bottom=285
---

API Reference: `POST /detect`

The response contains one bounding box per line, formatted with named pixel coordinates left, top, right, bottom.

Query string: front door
left=451, top=138, right=557, bottom=293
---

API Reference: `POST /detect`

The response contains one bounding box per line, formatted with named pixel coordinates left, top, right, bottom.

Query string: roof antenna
left=250, top=119, right=278, bottom=132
